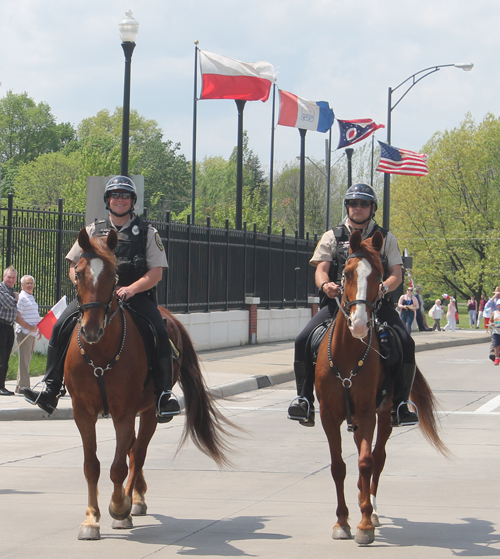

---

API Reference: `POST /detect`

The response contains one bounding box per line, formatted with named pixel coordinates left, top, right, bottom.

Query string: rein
left=327, top=250, right=381, bottom=433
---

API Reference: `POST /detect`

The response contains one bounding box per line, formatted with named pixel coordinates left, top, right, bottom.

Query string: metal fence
left=1, top=195, right=318, bottom=315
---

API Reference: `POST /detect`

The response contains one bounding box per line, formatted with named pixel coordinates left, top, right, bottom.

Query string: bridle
left=328, top=250, right=383, bottom=432
left=76, top=251, right=122, bottom=328
left=74, top=250, right=126, bottom=418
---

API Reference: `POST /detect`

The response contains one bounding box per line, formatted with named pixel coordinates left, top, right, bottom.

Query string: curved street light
left=118, top=11, right=139, bottom=177
left=382, top=62, right=473, bottom=229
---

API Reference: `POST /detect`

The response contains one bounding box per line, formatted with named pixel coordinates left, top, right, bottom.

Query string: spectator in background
left=476, top=295, right=487, bottom=329
left=443, top=297, right=457, bottom=332
left=0, top=266, right=19, bottom=396
left=489, top=301, right=500, bottom=365
left=467, top=295, right=477, bottom=328
left=14, top=275, right=41, bottom=394
left=397, top=287, right=419, bottom=334
left=414, top=285, right=432, bottom=331
left=429, top=299, right=444, bottom=331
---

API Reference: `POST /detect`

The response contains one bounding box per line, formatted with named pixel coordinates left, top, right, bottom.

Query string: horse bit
left=327, top=251, right=383, bottom=432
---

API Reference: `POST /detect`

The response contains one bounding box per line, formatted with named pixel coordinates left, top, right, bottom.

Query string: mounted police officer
left=287, top=183, right=419, bottom=428
left=22, top=176, right=181, bottom=423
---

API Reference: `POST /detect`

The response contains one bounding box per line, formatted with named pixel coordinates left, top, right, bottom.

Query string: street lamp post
left=118, top=11, right=139, bottom=177
left=382, top=62, right=473, bottom=229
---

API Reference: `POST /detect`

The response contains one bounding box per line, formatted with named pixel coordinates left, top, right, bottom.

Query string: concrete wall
left=33, top=307, right=313, bottom=354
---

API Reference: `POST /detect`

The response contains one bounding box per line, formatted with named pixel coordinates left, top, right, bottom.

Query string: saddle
left=304, top=314, right=403, bottom=407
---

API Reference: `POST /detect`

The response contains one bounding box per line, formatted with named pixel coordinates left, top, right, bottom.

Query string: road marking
left=475, top=394, right=500, bottom=413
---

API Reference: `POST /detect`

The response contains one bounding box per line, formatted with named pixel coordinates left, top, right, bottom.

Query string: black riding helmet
left=104, top=175, right=137, bottom=208
left=344, top=183, right=378, bottom=211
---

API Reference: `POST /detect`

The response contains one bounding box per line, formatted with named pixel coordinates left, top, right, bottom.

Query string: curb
left=0, top=335, right=489, bottom=421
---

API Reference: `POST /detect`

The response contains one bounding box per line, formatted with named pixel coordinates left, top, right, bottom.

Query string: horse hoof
left=355, top=528, right=375, bottom=545
left=371, top=512, right=381, bottom=527
left=332, top=525, right=352, bottom=540
left=131, top=503, right=148, bottom=516
left=109, top=496, right=132, bottom=520
left=78, top=525, right=101, bottom=540
left=111, top=516, right=133, bottom=530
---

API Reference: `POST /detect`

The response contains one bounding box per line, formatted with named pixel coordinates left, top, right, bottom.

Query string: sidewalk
left=0, top=328, right=490, bottom=421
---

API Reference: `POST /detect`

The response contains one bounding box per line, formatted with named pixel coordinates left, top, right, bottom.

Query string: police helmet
left=344, top=183, right=378, bottom=211
left=104, top=175, right=137, bottom=206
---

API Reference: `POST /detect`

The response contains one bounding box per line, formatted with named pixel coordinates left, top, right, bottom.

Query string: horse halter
left=76, top=251, right=121, bottom=328
left=336, top=251, right=382, bottom=325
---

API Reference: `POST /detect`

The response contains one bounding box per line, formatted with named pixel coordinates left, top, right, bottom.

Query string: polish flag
left=199, top=50, right=276, bottom=102
left=37, top=296, right=67, bottom=340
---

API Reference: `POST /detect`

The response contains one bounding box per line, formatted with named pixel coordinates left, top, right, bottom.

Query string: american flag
left=376, top=141, right=428, bottom=176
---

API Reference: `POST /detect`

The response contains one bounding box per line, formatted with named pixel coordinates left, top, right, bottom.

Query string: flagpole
left=10, top=332, right=35, bottom=357
left=298, top=128, right=307, bottom=239
left=191, top=41, right=199, bottom=224
left=325, top=129, right=332, bottom=230
left=370, top=134, right=374, bottom=185
left=235, top=99, right=247, bottom=230
left=268, top=84, right=276, bottom=229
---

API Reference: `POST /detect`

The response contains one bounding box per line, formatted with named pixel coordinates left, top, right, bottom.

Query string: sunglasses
left=346, top=200, right=371, bottom=209
left=109, top=192, right=132, bottom=200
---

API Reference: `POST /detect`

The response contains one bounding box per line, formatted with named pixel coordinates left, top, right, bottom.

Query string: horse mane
left=88, top=234, right=117, bottom=270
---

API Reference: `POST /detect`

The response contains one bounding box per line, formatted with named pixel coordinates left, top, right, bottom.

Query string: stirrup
left=394, top=400, right=419, bottom=426
left=287, top=396, right=311, bottom=421
left=157, top=390, right=181, bottom=417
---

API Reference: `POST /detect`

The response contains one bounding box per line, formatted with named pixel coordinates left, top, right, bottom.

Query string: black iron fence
left=1, top=195, right=318, bottom=315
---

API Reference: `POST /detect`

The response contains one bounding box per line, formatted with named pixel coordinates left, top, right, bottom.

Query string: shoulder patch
left=155, top=232, right=164, bottom=251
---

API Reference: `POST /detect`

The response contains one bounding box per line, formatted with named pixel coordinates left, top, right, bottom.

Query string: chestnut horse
left=315, top=230, right=447, bottom=545
left=65, top=228, right=232, bottom=540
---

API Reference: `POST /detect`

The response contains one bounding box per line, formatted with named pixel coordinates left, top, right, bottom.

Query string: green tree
left=132, top=133, right=191, bottom=218
left=391, top=113, right=500, bottom=300
left=12, top=151, right=81, bottom=208
left=0, top=91, right=76, bottom=196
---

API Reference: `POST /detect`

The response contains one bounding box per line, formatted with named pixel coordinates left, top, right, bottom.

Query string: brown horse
left=315, top=229, right=448, bottom=545
left=65, top=228, right=233, bottom=540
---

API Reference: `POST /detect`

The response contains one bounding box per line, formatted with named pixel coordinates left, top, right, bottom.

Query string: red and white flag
left=37, top=296, right=67, bottom=340
left=199, top=50, right=276, bottom=102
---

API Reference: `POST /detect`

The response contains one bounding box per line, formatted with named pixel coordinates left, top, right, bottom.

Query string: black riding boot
left=154, top=356, right=181, bottom=424
left=287, top=361, right=315, bottom=427
left=21, top=344, right=64, bottom=415
left=391, top=363, right=419, bottom=427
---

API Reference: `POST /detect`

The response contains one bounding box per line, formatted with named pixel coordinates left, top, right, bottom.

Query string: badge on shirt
left=155, top=232, right=164, bottom=251
left=132, top=225, right=140, bottom=236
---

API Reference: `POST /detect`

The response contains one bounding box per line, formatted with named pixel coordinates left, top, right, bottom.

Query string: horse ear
left=78, top=228, right=92, bottom=252
left=349, top=230, right=362, bottom=253
left=371, top=230, right=384, bottom=253
left=107, top=229, right=118, bottom=252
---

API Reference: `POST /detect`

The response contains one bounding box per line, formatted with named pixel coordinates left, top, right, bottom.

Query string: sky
left=0, top=1, right=496, bottom=175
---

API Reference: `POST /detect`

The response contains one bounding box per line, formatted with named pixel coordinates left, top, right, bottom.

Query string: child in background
left=429, top=299, right=444, bottom=331
left=489, top=301, right=500, bottom=365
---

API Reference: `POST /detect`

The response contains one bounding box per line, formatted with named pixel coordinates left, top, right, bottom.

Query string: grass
left=6, top=352, right=47, bottom=381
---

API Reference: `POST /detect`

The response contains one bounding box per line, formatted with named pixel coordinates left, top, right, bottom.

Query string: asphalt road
left=1, top=343, right=499, bottom=558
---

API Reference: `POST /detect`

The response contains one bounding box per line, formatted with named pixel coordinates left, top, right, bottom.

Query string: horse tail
left=411, top=367, right=451, bottom=459
left=173, top=318, right=236, bottom=468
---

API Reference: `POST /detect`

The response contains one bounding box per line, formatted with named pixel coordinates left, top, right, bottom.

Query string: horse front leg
left=127, top=406, right=157, bottom=516
left=320, top=407, right=352, bottom=540
left=109, top=414, right=136, bottom=528
left=370, top=407, right=392, bottom=527
left=73, top=407, right=101, bottom=540
left=353, top=412, right=377, bottom=545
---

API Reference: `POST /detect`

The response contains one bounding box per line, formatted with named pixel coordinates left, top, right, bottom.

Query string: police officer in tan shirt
left=23, top=176, right=180, bottom=422
left=287, top=184, right=419, bottom=428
